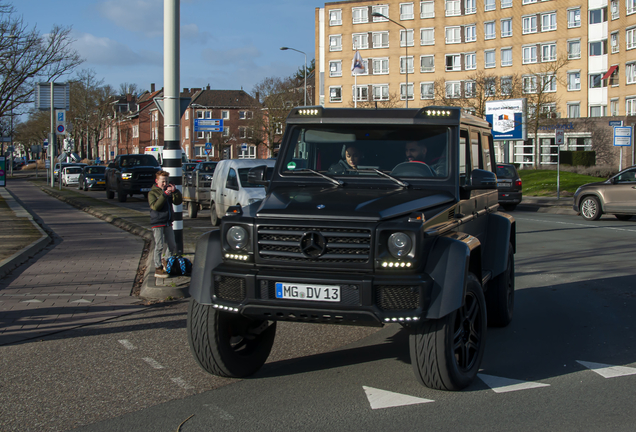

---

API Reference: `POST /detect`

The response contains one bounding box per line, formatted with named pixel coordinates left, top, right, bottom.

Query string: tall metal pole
left=371, top=12, right=407, bottom=108
left=50, top=82, right=56, bottom=187
left=164, top=0, right=183, bottom=254
left=304, top=52, right=307, bottom=106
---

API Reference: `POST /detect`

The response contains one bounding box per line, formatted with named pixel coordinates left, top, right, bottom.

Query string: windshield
left=280, top=125, right=449, bottom=180
left=65, top=167, right=82, bottom=174
left=86, top=166, right=105, bottom=174
left=120, top=155, right=159, bottom=167
left=496, top=165, right=517, bottom=179
left=200, top=163, right=217, bottom=173
left=238, top=167, right=274, bottom=188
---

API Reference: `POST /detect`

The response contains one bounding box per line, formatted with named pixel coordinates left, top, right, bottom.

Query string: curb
left=0, top=189, right=52, bottom=279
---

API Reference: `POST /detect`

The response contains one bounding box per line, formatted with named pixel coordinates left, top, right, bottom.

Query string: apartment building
left=315, top=0, right=636, bottom=167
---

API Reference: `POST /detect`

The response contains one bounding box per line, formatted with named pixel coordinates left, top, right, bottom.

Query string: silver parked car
left=573, top=166, right=636, bottom=221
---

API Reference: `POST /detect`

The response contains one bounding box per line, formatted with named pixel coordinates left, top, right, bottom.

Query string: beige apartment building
left=315, top=0, right=636, bottom=167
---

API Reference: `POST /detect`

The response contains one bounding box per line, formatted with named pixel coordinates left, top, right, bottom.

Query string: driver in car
left=404, top=141, right=446, bottom=177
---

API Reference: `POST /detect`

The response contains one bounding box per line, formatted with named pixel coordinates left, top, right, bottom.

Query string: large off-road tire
left=580, top=196, right=601, bottom=221
left=615, top=214, right=633, bottom=221
left=501, top=204, right=517, bottom=211
left=210, top=202, right=219, bottom=226
left=409, top=273, right=486, bottom=391
left=188, top=201, right=198, bottom=219
left=106, top=184, right=115, bottom=199
left=84, top=183, right=88, bottom=192
left=187, top=298, right=276, bottom=378
left=117, top=187, right=127, bottom=202
left=486, top=243, right=514, bottom=327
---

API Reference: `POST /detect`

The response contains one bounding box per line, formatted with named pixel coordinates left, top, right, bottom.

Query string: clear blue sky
left=12, top=0, right=319, bottom=95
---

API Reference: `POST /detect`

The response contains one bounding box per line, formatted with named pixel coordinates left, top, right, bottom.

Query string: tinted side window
left=226, top=168, right=239, bottom=189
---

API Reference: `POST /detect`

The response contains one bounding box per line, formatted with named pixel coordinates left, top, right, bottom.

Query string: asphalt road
left=3, top=212, right=636, bottom=431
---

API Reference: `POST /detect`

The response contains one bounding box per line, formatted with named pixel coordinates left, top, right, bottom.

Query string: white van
left=209, top=159, right=276, bottom=225
left=144, top=146, right=188, bottom=166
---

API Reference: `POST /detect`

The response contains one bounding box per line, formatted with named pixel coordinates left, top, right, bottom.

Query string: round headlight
left=227, top=226, right=248, bottom=250
left=388, top=232, right=412, bottom=258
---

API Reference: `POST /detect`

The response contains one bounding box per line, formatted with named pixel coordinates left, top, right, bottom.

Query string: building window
left=627, top=28, right=636, bottom=50
left=239, top=111, right=252, bottom=120
left=400, top=29, right=414, bottom=47
left=372, top=5, right=389, bottom=21
left=568, top=40, right=581, bottom=59
left=567, top=103, right=580, bottom=118
left=611, top=98, right=619, bottom=115
left=223, top=126, right=230, bottom=137
left=352, top=7, right=369, bottom=24
left=197, top=110, right=204, bottom=119
left=421, top=1, right=435, bottom=18
left=523, top=45, right=537, bottom=64
left=445, top=81, right=462, bottom=98
left=465, top=52, right=476, bottom=70
left=420, top=55, right=435, bottom=72
left=627, top=63, right=636, bottom=84
left=611, top=32, right=619, bottom=53
left=484, top=21, right=496, bottom=40
left=329, top=9, right=342, bottom=26
left=485, top=78, right=496, bottom=96
left=543, top=74, right=556, bottom=92
left=485, top=0, right=496, bottom=11
left=568, top=8, right=581, bottom=27
left=185, top=126, right=190, bottom=140
left=400, top=2, right=415, bottom=19
left=330, top=60, right=342, bottom=77
left=329, top=86, right=342, bottom=103
left=372, top=84, right=389, bottom=101
left=353, top=85, right=368, bottom=102
left=465, top=80, right=476, bottom=98
left=590, top=8, right=607, bottom=24
left=239, top=145, right=256, bottom=159
left=421, top=28, right=435, bottom=45
left=372, top=31, right=390, bottom=48
left=222, top=111, right=229, bottom=120
left=330, top=35, right=342, bottom=51
left=501, top=18, right=512, bottom=37
left=460, top=0, right=474, bottom=14
left=629, top=0, right=636, bottom=15
left=568, top=72, right=581, bottom=90
left=372, top=58, right=389, bottom=74
left=590, top=74, right=604, bottom=88
left=445, top=26, right=461, bottom=44
left=501, top=0, right=512, bottom=8
left=400, top=56, right=415, bottom=73
left=541, top=12, right=557, bottom=31
left=352, top=33, right=369, bottom=50
left=590, top=106, right=606, bottom=117
left=421, top=82, right=434, bottom=99
left=627, top=98, right=636, bottom=115
left=589, top=40, right=607, bottom=56
left=611, top=0, right=620, bottom=19
left=446, top=54, right=462, bottom=71
left=465, top=24, right=477, bottom=42
left=205, top=111, right=212, bottom=119
left=400, top=83, right=414, bottom=100
left=485, top=50, right=496, bottom=68
left=185, top=111, right=189, bottom=120
left=197, top=131, right=204, bottom=139
left=132, top=125, right=138, bottom=138
left=501, top=76, right=512, bottom=95
left=523, top=76, right=537, bottom=93
left=523, top=16, right=537, bottom=34
left=445, top=0, right=461, bottom=16
left=238, top=126, right=253, bottom=139
left=523, top=0, right=537, bottom=4
left=542, top=43, right=557, bottom=62
left=501, top=48, right=512, bottom=66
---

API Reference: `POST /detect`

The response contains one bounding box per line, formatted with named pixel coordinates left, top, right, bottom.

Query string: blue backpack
left=165, top=255, right=192, bottom=276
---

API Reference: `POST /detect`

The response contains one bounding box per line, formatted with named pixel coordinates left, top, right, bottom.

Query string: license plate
left=275, top=282, right=340, bottom=302
left=141, top=188, right=151, bottom=192
left=97, top=181, right=105, bottom=184
left=497, top=180, right=511, bottom=185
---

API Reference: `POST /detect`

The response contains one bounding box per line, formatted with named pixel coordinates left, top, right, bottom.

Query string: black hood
left=256, top=186, right=455, bottom=221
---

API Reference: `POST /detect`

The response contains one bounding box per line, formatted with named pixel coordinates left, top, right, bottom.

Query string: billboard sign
left=0, top=156, right=5, bottom=187
left=485, top=98, right=527, bottom=141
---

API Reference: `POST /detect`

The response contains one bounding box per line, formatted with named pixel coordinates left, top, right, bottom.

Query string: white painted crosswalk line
left=363, top=386, right=434, bottom=410
left=477, top=374, right=550, bottom=393
left=118, top=339, right=135, bottom=350
left=576, top=360, right=636, bottom=378
left=142, top=357, right=164, bottom=369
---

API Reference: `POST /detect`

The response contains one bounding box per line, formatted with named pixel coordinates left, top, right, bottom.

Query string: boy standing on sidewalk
left=148, top=170, right=183, bottom=278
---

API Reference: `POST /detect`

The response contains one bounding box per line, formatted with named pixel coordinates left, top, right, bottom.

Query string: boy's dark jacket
left=148, top=184, right=183, bottom=227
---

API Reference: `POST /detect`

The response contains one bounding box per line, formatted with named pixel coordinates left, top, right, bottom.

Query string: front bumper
left=207, top=264, right=432, bottom=327
left=120, top=180, right=154, bottom=194
left=498, top=191, right=522, bottom=204
left=86, top=179, right=106, bottom=189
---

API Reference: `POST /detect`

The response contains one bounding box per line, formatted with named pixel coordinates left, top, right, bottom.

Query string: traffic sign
left=555, top=130, right=564, bottom=147
left=56, top=109, right=67, bottom=135
left=194, top=119, right=223, bottom=132
left=613, top=126, right=632, bottom=146
left=241, top=143, right=248, bottom=151
left=57, top=125, right=65, bottom=134
left=205, top=142, right=212, bottom=150
left=43, top=139, right=48, bottom=148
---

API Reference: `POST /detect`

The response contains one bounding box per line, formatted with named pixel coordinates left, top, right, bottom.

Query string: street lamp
left=280, top=46, right=307, bottom=106
left=371, top=12, right=409, bottom=108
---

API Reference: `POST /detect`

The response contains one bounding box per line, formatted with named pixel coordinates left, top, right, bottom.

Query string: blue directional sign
left=613, top=126, right=632, bottom=147
left=194, top=119, right=223, bottom=132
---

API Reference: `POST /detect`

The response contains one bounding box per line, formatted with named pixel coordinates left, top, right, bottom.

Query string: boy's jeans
left=153, top=226, right=176, bottom=268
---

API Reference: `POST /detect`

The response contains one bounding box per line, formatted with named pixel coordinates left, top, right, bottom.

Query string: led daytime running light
left=225, top=253, right=249, bottom=261
left=384, top=317, right=420, bottom=322
left=381, top=261, right=412, bottom=268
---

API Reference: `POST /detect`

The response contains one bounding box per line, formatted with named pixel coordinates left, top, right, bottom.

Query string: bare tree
left=0, top=2, right=83, bottom=118
left=68, top=69, right=104, bottom=159
left=118, top=82, right=138, bottom=96
left=14, top=110, right=49, bottom=153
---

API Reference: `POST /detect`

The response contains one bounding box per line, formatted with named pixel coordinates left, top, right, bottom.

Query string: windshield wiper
left=358, top=169, right=410, bottom=188
left=293, top=168, right=343, bottom=187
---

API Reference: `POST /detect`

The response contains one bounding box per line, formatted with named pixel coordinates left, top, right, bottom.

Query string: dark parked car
left=78, top=165, right=107, bottom=191
left=105, top=154, right=161, bottom=202
left=182, top=162, right=196, bottom=186
left=573, top=165, right=636, bottom=221
left=496, top=164, right=522, bottom=211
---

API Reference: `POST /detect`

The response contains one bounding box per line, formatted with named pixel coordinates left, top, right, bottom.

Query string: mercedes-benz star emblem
left=300, top=231, right=327, bottom=258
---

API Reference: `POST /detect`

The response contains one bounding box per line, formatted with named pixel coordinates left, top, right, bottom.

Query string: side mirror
left=248, top=165, right=269, bottom=186
left=610, top=177, right=617, bottom=184
left=464, top=169, right=497, bottom=190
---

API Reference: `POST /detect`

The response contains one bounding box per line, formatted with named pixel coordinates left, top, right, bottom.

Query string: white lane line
left=517, top=216, right=636, bottom=233
left=118, top=339, right=135, bottom=350
left=576, top=360, right=636, bottom=378
left=21, top=299, right=43, bottom=303
left=171, top=377, right=195, bottom=390
left=70, top=299, right=92, bottom=303
left=363, top=386, right=434, bottom=410
left=142, top=357, right=165, bottom=369
left=204, top=404, right=235, bottom=420
left=477, top=374, right=550, bottom=393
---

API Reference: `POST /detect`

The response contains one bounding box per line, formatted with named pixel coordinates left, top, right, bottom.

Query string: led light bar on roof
left=425, top=109, right=452, bottom=116
left=298, top=108, right=319, bottom=115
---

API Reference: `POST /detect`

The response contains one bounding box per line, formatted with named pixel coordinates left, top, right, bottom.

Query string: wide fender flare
left=424, top=233, right=479, bottom=319
left=482, top=212, right=515, bottom=279
left=189, top=229, right=222, bottom=304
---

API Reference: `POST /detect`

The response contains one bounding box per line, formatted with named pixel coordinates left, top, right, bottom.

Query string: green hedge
left=560, top=151, right=596, bottom=167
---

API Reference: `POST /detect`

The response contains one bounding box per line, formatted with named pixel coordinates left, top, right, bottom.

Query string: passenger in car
left=327, top=145, right=364, bottom=174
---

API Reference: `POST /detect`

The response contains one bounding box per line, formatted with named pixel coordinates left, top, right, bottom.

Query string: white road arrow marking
left=363, top=386, right=434, bottom=410
left=477, top=374, right=550, bottom=393
left=576, top=360, right=636, bottom=378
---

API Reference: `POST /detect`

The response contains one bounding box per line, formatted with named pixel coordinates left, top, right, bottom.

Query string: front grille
left=214, top=276, right=246, bottom=302
left=375, top=286, right=420, bottom=311
left=261, top=280, right=360, bottom=306
left=257, top=225, right=371, bottom=264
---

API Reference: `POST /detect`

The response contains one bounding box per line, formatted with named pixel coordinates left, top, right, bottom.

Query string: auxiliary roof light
left=425, top=109, right=452, bottom=117
left=298, top=108, right=319, bottom=116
